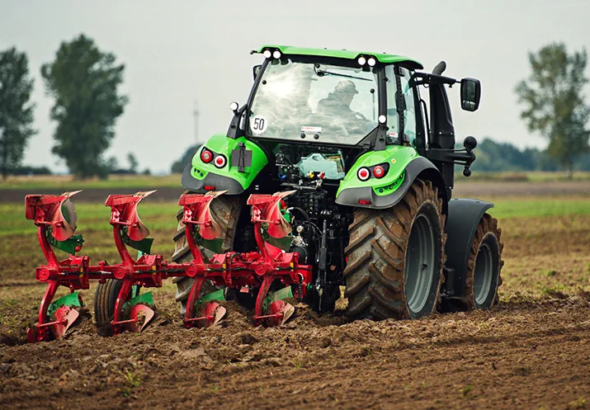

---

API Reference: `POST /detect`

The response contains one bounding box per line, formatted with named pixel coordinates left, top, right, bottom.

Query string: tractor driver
left=317, top=80, right=372, bottom=134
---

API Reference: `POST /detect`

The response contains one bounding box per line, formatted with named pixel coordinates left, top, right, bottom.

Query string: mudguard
left=443, top=198, right=494, bottom=298
left=336, top=146, right=445, bottom=210
left=181, top=134, right=268, bottom=194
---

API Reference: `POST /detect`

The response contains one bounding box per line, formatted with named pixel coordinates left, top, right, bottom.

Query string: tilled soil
left=2, top=198, right=590, bottom=409
left=1, top=297, right=590, bottom=410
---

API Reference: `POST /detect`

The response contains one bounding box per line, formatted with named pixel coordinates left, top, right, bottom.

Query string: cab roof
left=258, top=44, right=423, bottom=70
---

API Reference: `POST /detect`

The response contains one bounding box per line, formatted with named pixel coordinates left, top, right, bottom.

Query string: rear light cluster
left=200, top=148, right=227, bottom=169
left=357, top=163, right=389, bottom=181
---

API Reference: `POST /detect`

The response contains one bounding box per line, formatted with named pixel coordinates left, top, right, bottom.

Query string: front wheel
left=344, top=179, right=446, bottom=320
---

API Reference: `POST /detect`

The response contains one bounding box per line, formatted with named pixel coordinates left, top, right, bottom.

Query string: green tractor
left=173, top=45, right=503, bottom=320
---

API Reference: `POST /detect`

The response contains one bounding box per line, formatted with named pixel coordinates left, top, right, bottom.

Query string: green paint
left=373, top=171, right=405, bottom=196
left=262, top=228, right=292, bottom=250
left=123, top=292, right=154, bottom=312
left=47, top=292, right=81, bottom=318
left=190, top=134, right=268, bottom=190
left=47, top=230, right=84, bottom=255
left=336, top=145, right=418, bottom=197
left=199, top=289, right=226, bottom=304
left=263, top=286, right=293, bottom=312
left=259, top=45, right=423, bottom=68
left=121, top=228, right=153, bottom=254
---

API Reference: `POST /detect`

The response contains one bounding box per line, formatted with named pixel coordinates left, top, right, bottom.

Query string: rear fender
left=181, top=134, right=268, bottom=194
left=336, top=147, right=446, bottom=212
left=443, top=198, right=494, bottom=298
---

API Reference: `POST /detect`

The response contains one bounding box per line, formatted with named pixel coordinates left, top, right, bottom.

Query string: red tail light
left=359, top=199, right=371, bottom=205
left=214, top=155, right=227, bottom=168
left=200, top=148, right=213, bottom=163
left=357, top=167, right=370, bottom=181
left=373, top=165, right=386, bottom=179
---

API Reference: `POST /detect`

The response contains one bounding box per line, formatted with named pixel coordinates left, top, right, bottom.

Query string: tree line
left=1, top=38, right=589, bottom=179
left=0, top=34, right=138, bottom=179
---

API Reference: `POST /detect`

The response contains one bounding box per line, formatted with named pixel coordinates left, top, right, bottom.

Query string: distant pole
left=193, top=100, right=199, bottom=146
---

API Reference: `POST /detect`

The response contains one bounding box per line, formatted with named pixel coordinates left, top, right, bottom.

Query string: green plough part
left=47, top=292, right=82, bottom=318
left=123, top=292, right=154, bottom=312
left=121, top=229, right=154, bottom=254
left=198, top=289, right=226, bottom=305
left=263, top=286, right=293, bottom=312
left=46, top=229, right=84, bottom=255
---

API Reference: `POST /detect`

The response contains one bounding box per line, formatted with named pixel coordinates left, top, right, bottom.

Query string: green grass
left=461, top=171, right=590, bottom=183
left=487, top=198, right=590, bottom=219
left=0, top=202, right=180, bottom=237
left=1, top=197, right=589, bottom=238
left=1, top=174, right=181, bottom=190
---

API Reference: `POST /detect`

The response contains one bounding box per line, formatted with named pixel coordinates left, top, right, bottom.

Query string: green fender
left=181, top=134, right=268, bottom=194
left=336, top=145, right=443, bottom=209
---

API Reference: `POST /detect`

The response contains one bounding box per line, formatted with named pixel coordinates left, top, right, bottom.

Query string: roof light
left=229, top=101, right=239, bottom=112
left=378, top=115, right=386, bottom=124
left=373, top=165, right=386, bottom=179
left=200, top=148, right=213, bottom=163
left=368, top=57, right=377, bottom=67
left=272, top=50, right=282, bottom=59
left=263, top=49, right=272, bottom=59
left=357, top=56, right=367, bottom=66
left=214, top=154, right=227, bottom=169
left=357, top=167, right=370, bottom=181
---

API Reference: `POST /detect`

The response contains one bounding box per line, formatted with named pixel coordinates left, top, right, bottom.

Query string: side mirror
left=253, top=65, right=262, bottom=81
left=460, top=78, right=481, bottom=112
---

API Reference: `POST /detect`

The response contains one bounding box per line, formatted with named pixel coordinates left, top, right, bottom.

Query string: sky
left=1, top=0, right=589, bottom=175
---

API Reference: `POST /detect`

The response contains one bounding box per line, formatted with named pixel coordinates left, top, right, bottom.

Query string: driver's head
left=333, top=80, right=358, bottom=105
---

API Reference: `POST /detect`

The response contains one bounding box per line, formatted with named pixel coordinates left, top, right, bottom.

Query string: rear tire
left=344, top=179, right=447, bottom=320
left=461, top=214, right=504, bottom=310
left=171, top=194, right=242, bottom=315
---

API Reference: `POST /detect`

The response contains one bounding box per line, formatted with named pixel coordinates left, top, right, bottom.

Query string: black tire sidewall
left=405, top=202, right=444, bottom=319
left=474, top=232, right=501, bottom=310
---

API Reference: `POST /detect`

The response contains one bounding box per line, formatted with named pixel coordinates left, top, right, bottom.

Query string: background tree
left=170, top=144, right=200, bottom=174
left=41, top=34, right=128, bottom=179
left=516, top=43, right=590, bottom=178
left=0, top=47, right=35, bottom=179
left=127, top=152, right=138, bottom=174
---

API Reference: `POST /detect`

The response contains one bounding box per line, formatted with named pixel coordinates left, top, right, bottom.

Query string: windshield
left=248, top=60, right=379, bottom=145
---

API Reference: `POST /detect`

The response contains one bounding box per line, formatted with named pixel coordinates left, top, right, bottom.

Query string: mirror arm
left=425, top=148, right=476, bottom=177
left=226, top=105, right=248, bottom=139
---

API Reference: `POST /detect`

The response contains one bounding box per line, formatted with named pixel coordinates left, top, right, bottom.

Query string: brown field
left=1, top=182, right=590, bottom=409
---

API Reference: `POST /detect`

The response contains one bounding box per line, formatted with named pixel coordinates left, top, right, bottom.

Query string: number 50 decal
left=251, top=115, right=268, bottom=135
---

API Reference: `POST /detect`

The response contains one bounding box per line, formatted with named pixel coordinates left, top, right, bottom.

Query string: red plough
left=26, top=190, right=311, bottom=342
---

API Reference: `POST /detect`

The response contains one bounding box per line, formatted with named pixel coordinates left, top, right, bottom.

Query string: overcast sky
left=1, top=0, right=589, bottom=174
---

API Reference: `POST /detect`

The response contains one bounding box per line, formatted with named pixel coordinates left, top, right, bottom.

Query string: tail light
left=357, top=167, right=370, bottom=181
left=200, top=148, right=213, bottom=163
left=214, top=154, right=227, bottom=169
left=373, top=165, right=386, bottom=179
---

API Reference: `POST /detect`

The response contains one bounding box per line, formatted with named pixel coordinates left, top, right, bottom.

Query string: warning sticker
left=301, top=126, right=322, bottom=134
left=251, top=115, right=268, bottom=135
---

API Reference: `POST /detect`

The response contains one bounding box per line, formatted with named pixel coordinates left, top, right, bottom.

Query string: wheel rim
left=405, top=213, right=436, bottom=314
left=474, top=240, right=493, bottom=306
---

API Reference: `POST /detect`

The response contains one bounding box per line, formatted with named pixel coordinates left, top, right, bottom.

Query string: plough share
left=26, top=190, right=311, bottom=343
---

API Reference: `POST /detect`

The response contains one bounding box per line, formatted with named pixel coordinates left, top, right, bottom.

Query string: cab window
left=385, top=65, right=417, bottom=145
